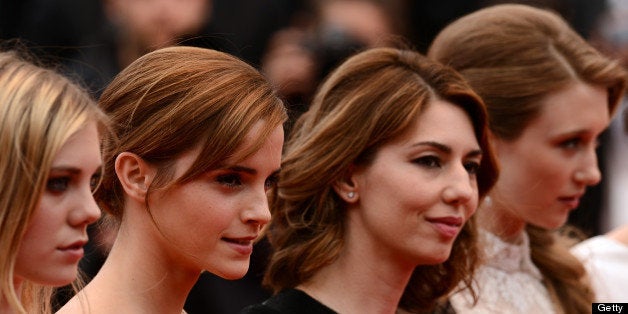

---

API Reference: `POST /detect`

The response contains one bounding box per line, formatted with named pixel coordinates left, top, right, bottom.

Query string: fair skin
left=481, top=82, right=609, bottom=243
left=6, top=123, right=101, bottom=311
left=298, top=99, right=482, bottom=314
left=608, top=224, right=628, bottom=246
left=58, top=122, right=283, bottom=314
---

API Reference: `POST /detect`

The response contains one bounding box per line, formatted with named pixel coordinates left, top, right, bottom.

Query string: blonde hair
left=429, top=4, right=627, bottom=312
left=0, top=50, right=109, bottom=314
left=264, top=47, right=499, bottom=312
left=96, top=46, right=287, bottom=219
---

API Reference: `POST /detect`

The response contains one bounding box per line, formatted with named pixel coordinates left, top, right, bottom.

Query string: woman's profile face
left=147, top=122, right=284, bottom=279
left=15, top=122, right=102, bottom=286
left=347, top=99, right=482, bottom=267
left=491, top=82, right=609, bottom=229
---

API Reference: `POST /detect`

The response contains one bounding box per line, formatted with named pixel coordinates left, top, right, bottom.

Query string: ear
left=332, top=165, right=360, bottom=204
left=115, top=152, right=155, bottom=202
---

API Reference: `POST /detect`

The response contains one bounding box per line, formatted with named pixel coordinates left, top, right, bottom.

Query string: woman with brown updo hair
left=242, top=46, right=498, bottom=314
left=58, top=46, right=287, bottom=314
left=429, top=4, right=627, bottom=313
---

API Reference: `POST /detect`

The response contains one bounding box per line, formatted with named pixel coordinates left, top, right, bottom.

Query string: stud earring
left=347, top=191, right=355, bottom=198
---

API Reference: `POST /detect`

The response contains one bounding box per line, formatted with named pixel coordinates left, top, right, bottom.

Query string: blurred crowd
left=1, top=0, right=627, bottom=313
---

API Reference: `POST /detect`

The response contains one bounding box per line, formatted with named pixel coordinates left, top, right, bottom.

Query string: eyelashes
left=47, top=177, right=71, bottom=193
left=47, top=171, right=103, bottom=194
left=216, top=173, right=243, bottom=188
left=412, top=155, right=481, bottom=175
left=216, top=173, right=280, bottom=191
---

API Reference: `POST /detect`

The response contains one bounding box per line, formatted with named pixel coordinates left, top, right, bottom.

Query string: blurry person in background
left=260, top=0, right=405, bottom=131
left=69, top=0, right=213, bottom=97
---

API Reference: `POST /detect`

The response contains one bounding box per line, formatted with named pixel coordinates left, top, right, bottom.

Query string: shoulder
left=239, top=289, right=337, bottom=314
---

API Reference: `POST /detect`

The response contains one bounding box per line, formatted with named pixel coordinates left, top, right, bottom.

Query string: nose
left=241, top=190, right=272, bottom=227
left=69, top=190, right=102, bottom=227
left=574, top=148, right=601, bottom=186
left=442, top=165, right=476, bottom=209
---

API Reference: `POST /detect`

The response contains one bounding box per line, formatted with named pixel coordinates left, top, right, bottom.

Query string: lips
left=426, top=216, right=464, bottom=239
left=58, top=240, right=87, bottom=251
left=558, top=191, right=584, bottom=208
left=222, top=236, right=257, bottom=255
left=558, top=196, right=581, bottom=209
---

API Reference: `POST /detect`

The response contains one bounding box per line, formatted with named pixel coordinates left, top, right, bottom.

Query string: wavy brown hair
left=96, top=46, right=287, bottom=220
left=263, top=46, right=499, bottom=312
left=429, top=4, right=627, bottom=313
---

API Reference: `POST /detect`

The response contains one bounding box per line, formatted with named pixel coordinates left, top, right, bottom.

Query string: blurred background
left=1, top=0, right=626, bottom=313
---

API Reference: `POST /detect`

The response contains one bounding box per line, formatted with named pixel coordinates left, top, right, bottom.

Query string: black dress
left=240, top=288, right=337, bottom=314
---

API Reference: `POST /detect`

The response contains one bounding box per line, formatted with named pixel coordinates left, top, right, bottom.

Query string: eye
left=90, top=172, right=102, bottom=192
left=559, top=137, right=582, bottom=149
left=216, top=173, right=242, bottom=188
left=47, top=177, right=70, bottom=193
left=464, top=161, right=481, bottom=175
left=264, top=174, right=279, bottom=191
left=413, top=156, right=441, bottom=168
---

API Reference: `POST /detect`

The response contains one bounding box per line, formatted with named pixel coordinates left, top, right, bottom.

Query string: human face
left=14, top=122, right=102, bottom=286
left=491, top=82, right=609, bottom=231
left=108, top=0, right=211, bottom=49
left=348, top=100, right=482, bottom=267
left=148, top=123, right=283, bottom=279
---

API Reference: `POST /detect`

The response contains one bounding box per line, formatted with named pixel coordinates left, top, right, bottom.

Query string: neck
left=478, top=195, right=527, bottom=244
left=77, top=215, right=200, bottom=313
left=298, top=228, right=414, bottom=314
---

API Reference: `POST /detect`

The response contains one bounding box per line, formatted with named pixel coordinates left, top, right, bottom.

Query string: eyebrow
left=412, top=141, right=483, bottom=157
left=49, top=165, right=103, bottom=175
left=49, top=167, right=82, bottom=174
left=225, top=166, right=282, bottom=177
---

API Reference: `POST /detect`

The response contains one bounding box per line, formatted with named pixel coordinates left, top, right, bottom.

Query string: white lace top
left=449, top=231, right=557, bottom=313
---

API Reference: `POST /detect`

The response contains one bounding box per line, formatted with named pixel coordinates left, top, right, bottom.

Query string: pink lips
left=426, top=216, right=463, bottom=239
left=58, top=240, right=87, bottom=261
left=222, top=236, right=257, bottom=255
left=558, top=196, right=581, bottom=209
left=558, top=192, right=584, bottom=209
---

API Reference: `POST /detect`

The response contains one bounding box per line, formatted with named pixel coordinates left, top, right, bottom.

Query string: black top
left=240, top=288, right=337, bottom=314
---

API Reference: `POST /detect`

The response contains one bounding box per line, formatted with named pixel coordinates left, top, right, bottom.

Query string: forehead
left=526, top=82, right=609, bottom=136
left=392, top=99, right=479, bottom=147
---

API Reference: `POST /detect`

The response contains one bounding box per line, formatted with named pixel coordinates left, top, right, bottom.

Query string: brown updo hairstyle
left=429, top=4, right=627, bottom=313
left=95, top=46, right=287, bottom=221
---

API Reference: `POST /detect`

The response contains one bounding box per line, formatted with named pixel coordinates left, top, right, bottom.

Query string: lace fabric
left=450, top=231, right=557, bottom=313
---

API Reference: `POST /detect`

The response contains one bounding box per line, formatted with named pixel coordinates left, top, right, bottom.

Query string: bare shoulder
left=607, top=224, right=628, bottom=246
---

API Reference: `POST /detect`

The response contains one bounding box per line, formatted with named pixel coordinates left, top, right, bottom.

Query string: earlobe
left=115, top=152, right=154, bottom=202
left=332, top=165, right=359, bottom=203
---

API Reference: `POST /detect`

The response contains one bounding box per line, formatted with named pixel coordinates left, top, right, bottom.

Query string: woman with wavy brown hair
left=242, top=46, right=499, bottom=314
left=428, top=4, right=627, bottom=313
left=58, top=46, right=287, bottom=314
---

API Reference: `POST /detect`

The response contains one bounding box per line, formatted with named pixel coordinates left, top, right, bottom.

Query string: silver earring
left=347, top=191, right=355, bottom=198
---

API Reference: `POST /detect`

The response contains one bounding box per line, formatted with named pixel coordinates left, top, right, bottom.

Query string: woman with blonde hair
left=59, top=46, right=287, bottom=314
left=428, top=4, right=627, bottom=313
left=0, top=50, right=108, bottom=314
left=242, top=46, right=499, bottom=314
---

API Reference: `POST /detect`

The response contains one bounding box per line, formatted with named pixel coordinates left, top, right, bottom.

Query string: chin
left=210, top=263, right=250, bottom=280
left=35, top=270, right=78, bottom=287
left=417, top=247, right=452, bottom=265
